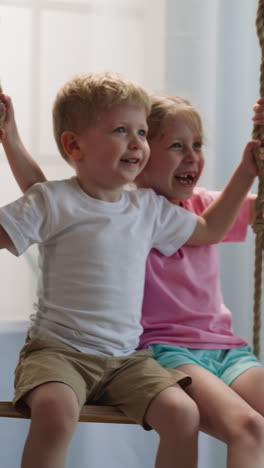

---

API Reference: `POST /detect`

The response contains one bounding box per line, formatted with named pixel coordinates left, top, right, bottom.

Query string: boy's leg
left=145, top=384, right=199, bottom=468
left=22, top=382, right=80, bottom=468
left=101, top=352, right=199, bottom=468
left=14, top=333, right=88, bottom=468
left=178, top=364, right=264, bottom=468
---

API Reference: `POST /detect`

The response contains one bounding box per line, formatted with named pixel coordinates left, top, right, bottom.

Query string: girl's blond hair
left=147, top=94, right=203, bottom=141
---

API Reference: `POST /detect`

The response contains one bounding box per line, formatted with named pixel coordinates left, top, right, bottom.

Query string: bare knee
left=146, top=385, right=200, bottom=438
left=26, top=383, right=80, bottom=440
left=227, top=410, right=264, bottom=450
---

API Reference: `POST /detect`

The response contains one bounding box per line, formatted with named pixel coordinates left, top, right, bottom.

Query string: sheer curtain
left=0, top=0, right=262, bottom=467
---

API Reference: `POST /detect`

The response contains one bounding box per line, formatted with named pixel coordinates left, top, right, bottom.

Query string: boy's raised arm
left=0, top=94, right=47, bottom=193
left=187, top=139, right=262, bottom=245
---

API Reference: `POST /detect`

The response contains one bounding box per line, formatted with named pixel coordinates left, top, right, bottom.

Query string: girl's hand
left=252, top=97, right=264, bottom=125
left=240, top=139, right=263, bottom=179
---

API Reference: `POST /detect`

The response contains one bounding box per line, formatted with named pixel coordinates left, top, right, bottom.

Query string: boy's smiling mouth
left=120, top=158, right=140, bottom=164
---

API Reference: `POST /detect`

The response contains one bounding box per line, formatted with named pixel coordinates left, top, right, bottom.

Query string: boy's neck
left=76, top=177, right=123, bottom=202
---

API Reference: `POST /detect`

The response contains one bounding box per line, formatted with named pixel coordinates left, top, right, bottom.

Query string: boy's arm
left=0, top=94, right=47, bottom=193
left=0, top=225, right=13, bottom=250
left=187, top=139, right=262, bottom=245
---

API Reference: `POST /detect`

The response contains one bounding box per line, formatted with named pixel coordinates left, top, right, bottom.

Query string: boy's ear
left=61, top=131, right=82, bottom=161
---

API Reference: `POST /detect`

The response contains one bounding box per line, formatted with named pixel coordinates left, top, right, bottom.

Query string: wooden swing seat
left=0, top=401, right=136, bottom=424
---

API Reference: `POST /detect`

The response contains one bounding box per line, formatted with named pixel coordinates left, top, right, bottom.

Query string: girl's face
left=140, top=113, right=204, bottom=202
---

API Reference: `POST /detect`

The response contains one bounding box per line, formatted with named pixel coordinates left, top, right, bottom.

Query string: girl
left=137, top=94, right=264, bottom=468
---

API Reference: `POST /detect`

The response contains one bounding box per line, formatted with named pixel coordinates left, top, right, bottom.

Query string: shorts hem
left=13, top=378, right=84, bottom=413
left=141, top=375, right=191, bottom=430
left=224, top=363, right=264, bottom=386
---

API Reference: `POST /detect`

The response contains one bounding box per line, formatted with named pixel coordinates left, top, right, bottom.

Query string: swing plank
left=0, top=401, right=136, bottom=424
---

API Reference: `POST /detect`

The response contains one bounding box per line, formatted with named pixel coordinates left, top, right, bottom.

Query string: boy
left=0, top=72, right=262, bottom=468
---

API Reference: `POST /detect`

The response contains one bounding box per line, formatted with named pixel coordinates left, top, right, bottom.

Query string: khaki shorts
left=14, top=332, right=191, bottom=428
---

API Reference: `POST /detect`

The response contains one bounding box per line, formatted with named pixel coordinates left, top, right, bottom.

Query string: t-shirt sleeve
left=151, top=192, right=198, bottom=256
left=0, top=184, right=50, bottom=256
left=222, top=195, right=251, bottom=242
left=188, top=188, right=251, bottom=243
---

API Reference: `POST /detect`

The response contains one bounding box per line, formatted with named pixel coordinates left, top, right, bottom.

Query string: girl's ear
left=61, top=131, right=82, bottom=161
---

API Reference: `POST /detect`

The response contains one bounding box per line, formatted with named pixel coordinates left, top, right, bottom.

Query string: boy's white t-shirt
left=0, top=177, right=197, bottom=356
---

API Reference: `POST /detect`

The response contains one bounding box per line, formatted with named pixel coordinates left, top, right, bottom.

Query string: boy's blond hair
left=147, top=94, right=203, bottom=141
left=53, top=71, right=151, bottom=161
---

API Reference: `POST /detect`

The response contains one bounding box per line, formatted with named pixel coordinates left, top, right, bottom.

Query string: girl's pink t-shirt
left=139, top=188, right=251, bottom=350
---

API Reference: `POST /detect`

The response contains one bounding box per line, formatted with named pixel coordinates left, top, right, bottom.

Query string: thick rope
left=252, top=0, right=264, bottom=358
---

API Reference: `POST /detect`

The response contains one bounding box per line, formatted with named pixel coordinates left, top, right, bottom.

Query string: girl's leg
left=22, top=382, right=80, bottom=468
left=178, top=364, right=264, bottom=468
left=230, top=366, right=264, bottom=415
left=145, top=384, right=200, bottom=468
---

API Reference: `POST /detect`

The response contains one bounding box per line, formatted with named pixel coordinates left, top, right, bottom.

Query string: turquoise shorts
left=149, top=344, right=264, bottom=386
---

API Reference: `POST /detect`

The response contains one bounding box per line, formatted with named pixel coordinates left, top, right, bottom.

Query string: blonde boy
left=0, top=72, right=262, bottom=468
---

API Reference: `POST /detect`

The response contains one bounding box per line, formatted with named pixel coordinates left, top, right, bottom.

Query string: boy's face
left=71, top=103, right=149, bottom=201
left=140, top=114, right=204, bottom=202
